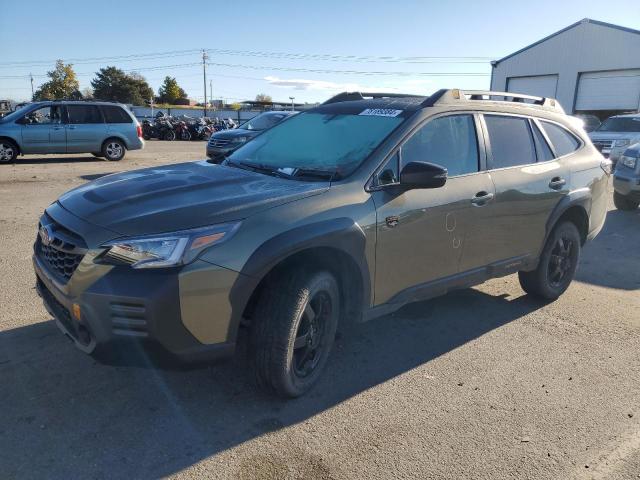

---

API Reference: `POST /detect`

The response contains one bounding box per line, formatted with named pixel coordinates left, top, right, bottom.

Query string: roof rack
left=422, top=89, right=564, bottom=112
left=322, top=92, right=423, bottom=105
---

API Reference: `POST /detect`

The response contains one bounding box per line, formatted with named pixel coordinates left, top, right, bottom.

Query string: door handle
left=549, top=177, right=566, bottom=190
left=471, top=191, right=494, bottom=206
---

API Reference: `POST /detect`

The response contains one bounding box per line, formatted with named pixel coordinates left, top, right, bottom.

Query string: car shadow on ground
left=0, top=287, right=543, bottom=478
left=575, top=208, right=640, bottom=290
left=10, top=155, right=105, bottom=165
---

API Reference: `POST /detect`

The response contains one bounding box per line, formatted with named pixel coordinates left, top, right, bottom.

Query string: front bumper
left=205, top=145, right=237, bottom=162
left=33, top=253, right=237, bottom=363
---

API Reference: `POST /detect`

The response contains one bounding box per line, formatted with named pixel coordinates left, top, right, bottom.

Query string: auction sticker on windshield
left=359, top=109, right=403, bottom=117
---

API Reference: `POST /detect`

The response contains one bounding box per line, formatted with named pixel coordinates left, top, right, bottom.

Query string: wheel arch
left=0, top=136, right=21, bottom=154
left=101, top=135, right=129, bottom=150
left=226, top=218, right=372, bottom=343
left=545, top=189, right=591, bottom=246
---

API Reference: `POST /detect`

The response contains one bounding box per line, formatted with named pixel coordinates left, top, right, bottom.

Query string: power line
left=205, top=62, right=490, bottom=77
left=205, top=48, right=494, bottom=64
left=0, top=47, right=495, bottom=69
left=0, top=49, right=201, bottom=67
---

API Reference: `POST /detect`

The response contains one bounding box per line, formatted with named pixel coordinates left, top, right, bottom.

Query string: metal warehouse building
left=490, top=18, right=640, bottom=118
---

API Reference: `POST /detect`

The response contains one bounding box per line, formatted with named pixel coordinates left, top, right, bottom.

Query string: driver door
left=371, top=114, right=494, bottom=305
left=20, top=105, right=66, bottom=153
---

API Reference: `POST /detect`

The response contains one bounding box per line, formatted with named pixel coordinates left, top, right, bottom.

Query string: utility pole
left=30, top=73, right=34, bottom=99
left=202, top=49, right=208, bottom=117
left=209, top=79, right=213, bottom=110
left=289, top=96, right=295, bottom=112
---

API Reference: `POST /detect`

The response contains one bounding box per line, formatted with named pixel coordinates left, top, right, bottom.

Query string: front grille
left=593, top=140, right=613, bottom=151
left=34, top=214, right=87, bottom=283
left=36, top=239, right=83, bottom=281
left=208, top=138, right=232, bottom=148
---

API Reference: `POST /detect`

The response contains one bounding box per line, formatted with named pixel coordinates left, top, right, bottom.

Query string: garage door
left=507, top=75, right=558, bottom=99
left=576, top=69, right=640, bottom=111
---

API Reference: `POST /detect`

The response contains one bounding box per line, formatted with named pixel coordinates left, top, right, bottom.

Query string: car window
left=101, top=106, right=132, bottom=124
left=23, top=106, right=63, bottom=125
left=375, top=151, right=400, bottom=186
left=531, top=121, right=555, bottom=162
left=242, top=113, right=287, bottom=131
left=66, top=105, right=103, bottom=124
left=540, top=121, right=580, bottom=157
left=484, top=115, right=536, bottom=168
left=401, top=114, right=479, bottom=176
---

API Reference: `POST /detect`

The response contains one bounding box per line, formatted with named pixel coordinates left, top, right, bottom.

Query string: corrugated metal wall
left=491, top=20, right=640, bottom=113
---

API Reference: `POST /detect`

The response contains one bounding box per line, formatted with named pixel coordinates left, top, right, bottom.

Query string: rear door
left=65, top=104, right=106, bottom=153
left=371, top=113, right=495, bottom=304
left=20, top=104, right=66, bottom=153
left=467, top=114, right=572, bottom=266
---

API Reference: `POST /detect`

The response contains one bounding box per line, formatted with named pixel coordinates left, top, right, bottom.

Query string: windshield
left=240, top=113, right=288, bottom=131
left=227, top=111, right=404, bottom=178
left=0, top=103, right=37, bottom=123
left=596, top=117, right=640, bottom=132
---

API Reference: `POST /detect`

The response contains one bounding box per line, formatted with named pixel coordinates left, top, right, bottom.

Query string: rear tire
left=249, top=269, right=340, bottom=398
left=0, top=139, right=18, bottom=163
left=518, top=221, right=581, bottom=300
left=613, top=191, right=639, bottom=211
left=101, top=139, right=126, bottom=161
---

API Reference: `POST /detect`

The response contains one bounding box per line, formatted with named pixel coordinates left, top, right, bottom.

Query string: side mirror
left=400, top=161, right=447, bottom=189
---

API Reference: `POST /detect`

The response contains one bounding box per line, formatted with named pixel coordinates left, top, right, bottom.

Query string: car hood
left=589, top=131, right=640, bottom=141
left=210, top=128, right=260, bottom=140
left=57, top=161, right=329, bottom=237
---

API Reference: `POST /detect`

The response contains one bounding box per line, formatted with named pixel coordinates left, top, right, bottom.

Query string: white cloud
left=264, top=76, right=400, bottom=93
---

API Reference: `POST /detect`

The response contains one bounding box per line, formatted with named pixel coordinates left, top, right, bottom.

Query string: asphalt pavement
left=1, top=141, right=639, bottom=479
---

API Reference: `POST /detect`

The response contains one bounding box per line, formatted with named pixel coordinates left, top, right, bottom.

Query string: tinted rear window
left=67, top=105, right=103, bottom=124
left=102, top=105, right=132, bottom=124
left=485, top=115, right=536, bottom=168
left=532, top=122, right=554, bottom=161
left=540, top=121, right=580, bottom=157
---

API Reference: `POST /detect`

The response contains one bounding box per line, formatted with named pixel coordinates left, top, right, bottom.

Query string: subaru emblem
left=39, top=225, right=52, bottom=246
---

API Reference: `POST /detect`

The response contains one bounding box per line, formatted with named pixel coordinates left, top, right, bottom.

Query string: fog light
left=72, top=303, right=81, bottom=321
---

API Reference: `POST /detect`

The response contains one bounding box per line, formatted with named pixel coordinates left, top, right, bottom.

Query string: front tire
left=518, top=221, right=581, bottom=300
left=613, top=191, right=639, bottom=211
left=249, top=269, right=340, bottom=398
left=0, top=139, right=18, bottom=163
left=163, top=129, right=176, bottom=141
left=102, top=139, right=126, bottom=161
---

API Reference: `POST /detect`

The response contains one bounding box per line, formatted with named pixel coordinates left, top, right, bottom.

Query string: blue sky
left=1, top=0, right=638, bottom=103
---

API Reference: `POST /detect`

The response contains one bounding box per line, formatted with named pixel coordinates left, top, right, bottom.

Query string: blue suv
left=0, top=100, right=144, bottom=163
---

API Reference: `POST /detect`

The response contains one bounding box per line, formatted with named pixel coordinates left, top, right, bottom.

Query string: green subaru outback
left=33, top=89, right=610, bottom=397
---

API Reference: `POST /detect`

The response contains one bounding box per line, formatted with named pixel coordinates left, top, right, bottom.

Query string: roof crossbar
left=421, top=89, right=563, bottom=112
left=322, top=92, right=422, bottom=105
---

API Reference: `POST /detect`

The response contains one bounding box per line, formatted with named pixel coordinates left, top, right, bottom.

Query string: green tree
left=255, top=93, right=272, bottom=103
left=157, top=76, right=187, bottom=104
left=91, top=67, right=154, bottom=105
left=33, top=60, right=80, bottom=100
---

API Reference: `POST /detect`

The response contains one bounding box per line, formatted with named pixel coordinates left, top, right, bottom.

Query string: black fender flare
left=226, top=217, right=371, bottom=342
left=543, top=188, right=592, bottom=247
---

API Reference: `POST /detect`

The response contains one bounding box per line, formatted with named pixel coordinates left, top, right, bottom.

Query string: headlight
left=230, top=136, right=248, bottom=143
left=613, top=139, right=630, bottom=147
left=620, top=155, right=637, bottom=169
left=101, top=222, right=240, bottom=269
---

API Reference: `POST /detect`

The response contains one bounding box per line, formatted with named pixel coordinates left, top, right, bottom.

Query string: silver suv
left=0, top=100, right=144, bottom=163
left=589, top=113, right=640, bottom=167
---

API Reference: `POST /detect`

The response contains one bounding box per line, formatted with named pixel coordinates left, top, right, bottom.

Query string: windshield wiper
left=226, top=160, right=290, bottom=179
left=291, top=167, right=337, bottom=181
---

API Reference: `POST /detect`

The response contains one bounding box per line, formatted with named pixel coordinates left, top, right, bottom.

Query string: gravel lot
left=1, top=141, right=639, bottom=480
